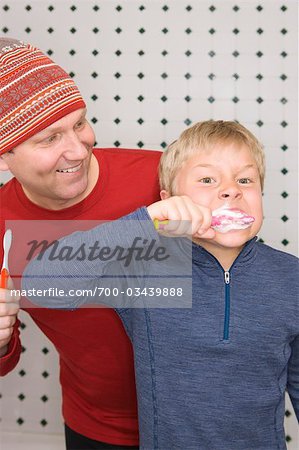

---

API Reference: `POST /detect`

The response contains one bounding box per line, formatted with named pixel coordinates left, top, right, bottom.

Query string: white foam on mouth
left=211, top=205, right=255, bottom=233
left=56, top=163, right=82, bottom=173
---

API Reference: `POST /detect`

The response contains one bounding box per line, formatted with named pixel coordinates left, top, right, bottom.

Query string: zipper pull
left=224, top=271, right=230, bottom=284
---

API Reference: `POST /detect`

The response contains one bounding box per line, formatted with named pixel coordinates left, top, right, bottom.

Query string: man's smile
left=56, top=162, right=83, bottom=174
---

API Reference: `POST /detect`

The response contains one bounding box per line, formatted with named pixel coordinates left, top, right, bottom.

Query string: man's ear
left=0, top=154, right=10, bottom=171
left=160, top=189, right=171, bottom=200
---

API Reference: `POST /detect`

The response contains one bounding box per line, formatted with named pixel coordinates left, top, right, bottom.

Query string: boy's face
left=0, top=108, right=97, bottom=210
left=168, top=141, right=263, bottom=255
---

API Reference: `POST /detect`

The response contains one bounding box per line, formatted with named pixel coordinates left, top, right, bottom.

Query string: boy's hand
left=0, top=278, right=20, bottom=355
left=147, top=196, right=216, bottom=239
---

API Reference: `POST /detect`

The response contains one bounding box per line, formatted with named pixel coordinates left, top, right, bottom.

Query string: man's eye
left=75, top=119, right=86, bottom=129
left=199, top=177, right=215, bottom=184
left=43, top=134, right=59, bottom=144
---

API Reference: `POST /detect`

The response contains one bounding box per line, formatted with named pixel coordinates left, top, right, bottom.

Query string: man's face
left=171, top=141, right=263, bottom=254
left=0, top=108, right=96, bottom=210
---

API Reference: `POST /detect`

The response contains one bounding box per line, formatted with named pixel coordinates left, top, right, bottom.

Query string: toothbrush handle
left=0, top=268, right=9, bottom=289
left=153, top=219, right=169, bottom=230
left=154, top=218, right=217, bottom=230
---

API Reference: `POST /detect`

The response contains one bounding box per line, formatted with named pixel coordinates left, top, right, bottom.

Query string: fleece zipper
left=196, top=251, right=233, bottom=342
left=193, top=238, right=256, bottom=343
left=223, top=271, right=231, bottom=341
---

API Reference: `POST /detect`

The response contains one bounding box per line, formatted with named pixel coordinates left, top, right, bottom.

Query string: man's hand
left=0, top=278, right=20, bottom=356
left=147, top=196, right=216, bottom=239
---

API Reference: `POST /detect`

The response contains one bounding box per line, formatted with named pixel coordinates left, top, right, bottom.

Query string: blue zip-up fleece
left=23, top=208, right=299, bottom=450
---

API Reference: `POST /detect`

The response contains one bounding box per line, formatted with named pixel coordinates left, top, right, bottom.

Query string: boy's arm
left=22, top=208, right=158, bottom=309
left=22, top=196, right=212, bottom=310
left=147, top=195, right=215, bottom=239
left=287, top=334, right=299, bottom=421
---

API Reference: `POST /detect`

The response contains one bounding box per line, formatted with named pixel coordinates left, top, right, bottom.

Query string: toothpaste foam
left=211, top=206, right=255, bottom=233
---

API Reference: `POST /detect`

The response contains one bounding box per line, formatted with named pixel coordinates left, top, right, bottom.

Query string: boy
left=22, top=120, right=299, bottom=449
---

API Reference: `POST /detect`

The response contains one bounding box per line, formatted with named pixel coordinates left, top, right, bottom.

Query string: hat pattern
left=0, top=38, right=86, bottom=155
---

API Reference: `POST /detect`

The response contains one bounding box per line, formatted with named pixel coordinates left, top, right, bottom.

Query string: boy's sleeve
left=0, top=319, right=22, bottom=376
left=22, top=208, right=158, bottom=310
left=116, top=309, right=134, bottom=341
left=287, top=334, right=299, bottom=421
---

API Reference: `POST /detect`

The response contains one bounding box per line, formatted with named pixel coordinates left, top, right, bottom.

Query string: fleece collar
left=191, top=236, right=258, bottom=269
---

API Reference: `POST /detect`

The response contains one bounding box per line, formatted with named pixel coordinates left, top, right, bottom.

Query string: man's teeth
left=57, top=164, right=81, bottom=173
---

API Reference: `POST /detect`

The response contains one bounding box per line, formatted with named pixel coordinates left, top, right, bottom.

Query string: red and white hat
left=0, top=38, right=86, bottom=155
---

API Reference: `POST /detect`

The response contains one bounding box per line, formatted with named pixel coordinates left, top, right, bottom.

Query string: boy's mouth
left=211, top=207, right=255, bottom=233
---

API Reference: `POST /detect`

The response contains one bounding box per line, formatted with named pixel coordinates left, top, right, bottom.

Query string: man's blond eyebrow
left=192, top=163, right=214, bottom=168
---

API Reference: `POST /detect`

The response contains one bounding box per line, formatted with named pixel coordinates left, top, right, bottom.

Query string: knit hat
left=0, top=38, right=86, bottom=155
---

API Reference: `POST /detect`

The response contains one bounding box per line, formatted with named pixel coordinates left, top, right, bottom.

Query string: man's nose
left=63, top=133, right=90, bottom=160
left=218, top=182, right=242, bottom=200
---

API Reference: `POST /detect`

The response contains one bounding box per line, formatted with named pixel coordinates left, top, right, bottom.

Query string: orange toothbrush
left=1, top=229, right=12, bottom=288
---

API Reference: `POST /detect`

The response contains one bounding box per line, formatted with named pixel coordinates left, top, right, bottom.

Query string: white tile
left=259, top=102, right=284, bottom=122
left=189, top=100, right=214, bottom=121
left=234, top=101, right=259, bottom=123
left=188, top=77, right=213, bottom=99
left=236, top=33, right=260, bottom=54
left=213, top=33, right=235, bottom=54
left=0, top=431, right=65, bottom=450
left=211, top=101, right=236, bottom=120
left=235, top=79, right=260, bottom=99
left=212, top=55, right=236, bottom=78
left=212, top=77, right=237, bottom=100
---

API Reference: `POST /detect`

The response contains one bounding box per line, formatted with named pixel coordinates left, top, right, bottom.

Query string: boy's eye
left=238, top=178, right=252, bottom=184
left=199, top=177, right=215, bottom=184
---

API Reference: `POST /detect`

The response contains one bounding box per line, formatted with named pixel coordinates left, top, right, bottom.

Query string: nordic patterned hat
left=0, top=38, right=86, bottom=155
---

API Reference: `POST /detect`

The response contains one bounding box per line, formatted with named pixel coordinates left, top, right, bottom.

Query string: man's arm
left=0, top=278, right=21, bottom=374
left=0, top=319, right=22, bottom=376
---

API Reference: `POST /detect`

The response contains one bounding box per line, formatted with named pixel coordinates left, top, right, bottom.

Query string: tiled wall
left=0, top=1, right=298, bottom=448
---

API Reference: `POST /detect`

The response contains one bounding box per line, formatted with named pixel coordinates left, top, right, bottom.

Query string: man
left=0, top=37, right=161, bottom=449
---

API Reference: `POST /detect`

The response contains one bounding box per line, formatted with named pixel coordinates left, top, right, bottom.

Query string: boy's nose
left=218, top=184, right=242, bottom=200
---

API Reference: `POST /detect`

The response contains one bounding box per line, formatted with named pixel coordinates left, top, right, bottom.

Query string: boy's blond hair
left=159, top=120, right=265, bottom=194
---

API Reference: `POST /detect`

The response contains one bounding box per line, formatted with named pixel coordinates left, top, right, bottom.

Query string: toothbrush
left=153, top=207, right=254, bottom=234
left=1, top=229, right=12, bottom=288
